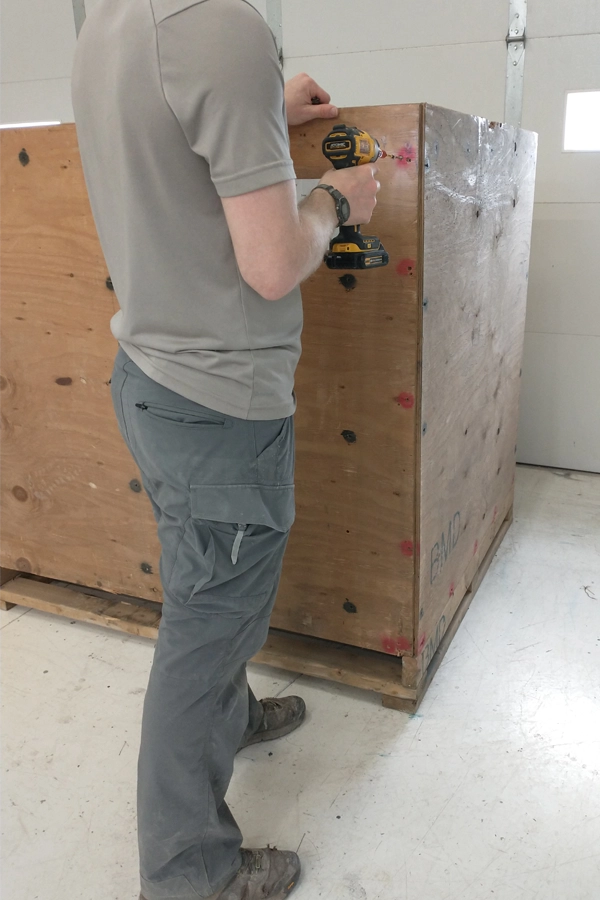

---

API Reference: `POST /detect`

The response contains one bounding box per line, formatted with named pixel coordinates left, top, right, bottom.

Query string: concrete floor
left=2, top=465, right=600, bottom=900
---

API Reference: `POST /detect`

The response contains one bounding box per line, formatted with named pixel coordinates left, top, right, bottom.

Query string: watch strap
left=311, top=184, right=350, bottom=226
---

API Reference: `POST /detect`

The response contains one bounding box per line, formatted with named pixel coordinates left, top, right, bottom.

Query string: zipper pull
left=135, top=402, right=148, bottom=411
left=231, top=524, right=247, bottom=565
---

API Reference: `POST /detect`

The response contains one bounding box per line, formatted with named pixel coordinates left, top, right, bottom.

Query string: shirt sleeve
left=156, top=0, right=296, bottom=197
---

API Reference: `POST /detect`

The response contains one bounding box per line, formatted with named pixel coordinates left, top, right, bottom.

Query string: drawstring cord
left=231, top=524, right=247, bottom=565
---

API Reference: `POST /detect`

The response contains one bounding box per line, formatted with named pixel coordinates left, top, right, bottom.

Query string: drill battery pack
left=325, top=231, right=389, bottom=270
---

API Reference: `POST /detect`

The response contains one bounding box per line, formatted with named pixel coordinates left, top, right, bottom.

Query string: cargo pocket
left=172, top=484, right=295, bottom=662
left=184, top=483, right=293, bottom=607
left=190, top=483, right=295, bottom=556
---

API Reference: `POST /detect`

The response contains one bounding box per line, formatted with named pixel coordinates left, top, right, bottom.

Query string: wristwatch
left=311, top=184, right=351, bottom=227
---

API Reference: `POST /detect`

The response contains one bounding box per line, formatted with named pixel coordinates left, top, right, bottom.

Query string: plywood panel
left=273, top=105, right=422, bottom=653
left=517, top=332, right=600, bottom=473
left=0, top=126, right=162, bottom=598
left=521, top=35, right=600, bottom=204
left=284, top=42, right=507, bottom=122
left=526, top=203, right=600, bottom=337
left=418, top=107, right=537, bottom=654
left=283, top=0, right=508, bottom=57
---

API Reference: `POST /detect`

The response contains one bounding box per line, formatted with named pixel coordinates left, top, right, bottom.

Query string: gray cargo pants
left=111, top=348, right=295, bottom=900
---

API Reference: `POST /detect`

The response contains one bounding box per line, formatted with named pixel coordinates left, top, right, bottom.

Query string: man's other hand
left=284, top=74, right=338, bottom=126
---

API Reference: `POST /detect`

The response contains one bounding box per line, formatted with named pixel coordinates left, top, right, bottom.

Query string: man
left=72, top=1, right=378, bottom=898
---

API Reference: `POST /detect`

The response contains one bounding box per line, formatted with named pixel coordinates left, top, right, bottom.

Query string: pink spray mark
left=396, top=258, right=415, bottom=277
left=473, top=539, right=479, bottom=555
left=381, top=635, right=396, bottom=654
left=400, top=540, right=414, bottom=557
left=449, top=582, right=455, bottom=598
left=381, top=634, right=412, bottom=654
left=396, top=392, right=415, bottom=409
left=395, top=143, right=416, bottom=168
left=418, top=634, right=426, bottom=653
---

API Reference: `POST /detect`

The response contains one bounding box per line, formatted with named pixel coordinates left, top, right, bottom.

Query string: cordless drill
left=322, top=124, right=392, bottom=270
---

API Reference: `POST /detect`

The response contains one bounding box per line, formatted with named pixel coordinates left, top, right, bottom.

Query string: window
left=563, top=91, right=600, bottom=152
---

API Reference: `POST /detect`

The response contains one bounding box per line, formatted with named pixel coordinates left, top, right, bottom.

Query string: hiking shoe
left=140, top=847, right=300, bottom=900
left=241, top=696, right=306, bottom=749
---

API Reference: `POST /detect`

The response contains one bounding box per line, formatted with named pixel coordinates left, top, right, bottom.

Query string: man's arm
left=222, top=164, right=380, bottom=301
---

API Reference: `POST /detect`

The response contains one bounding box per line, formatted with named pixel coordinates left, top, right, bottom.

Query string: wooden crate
left=0, top=106, right=537, bottom=709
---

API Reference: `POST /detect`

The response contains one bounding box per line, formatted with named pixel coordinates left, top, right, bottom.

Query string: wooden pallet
left=0, top=507, right=511, bottom=713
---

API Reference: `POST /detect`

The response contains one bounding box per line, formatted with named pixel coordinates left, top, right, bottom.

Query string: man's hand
left=319, top=165, right=380, bottom=226
left=284, top=73, right=338, bottom=127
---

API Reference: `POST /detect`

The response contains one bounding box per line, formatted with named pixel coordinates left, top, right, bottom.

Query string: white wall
left=0, top=0, right=77, bottom=123
left=282, top=0, right=508, bottom=119
left=517, top=28, right=600, bottom=472
left=2, top=0, right=599, bottom=471
left=0, top=0, right=267, bottom=123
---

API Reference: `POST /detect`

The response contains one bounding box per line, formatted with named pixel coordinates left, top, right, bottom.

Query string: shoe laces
left=240, top=846, right=279, bottom=875
left=240, top=850, right=264, bottom=873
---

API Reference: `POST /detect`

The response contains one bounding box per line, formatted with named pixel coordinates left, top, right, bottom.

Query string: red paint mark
left=418, top=634, right=426, bottom=653
left=381, top=635, right=396, bottom=654
left=395, top=143, right=416, bottom=168
left=381, top=634, right=412, bottom=654
left=449, top=582, right=455, bottom=598
left=493, top=505, right=498, bottom=522
left=396, top=392, right=415, bottom=409
left=473, top=539, right=479, bottom=555
left=396, top=258, right=415, bottom=277
left=400, top=540, right=414, bottom=557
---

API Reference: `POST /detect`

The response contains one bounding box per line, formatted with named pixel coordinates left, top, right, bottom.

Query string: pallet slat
left=0, top=577, right=161, bottom=639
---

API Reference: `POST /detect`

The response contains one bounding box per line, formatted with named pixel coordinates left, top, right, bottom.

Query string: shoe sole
left=242, top=706, right=307, bottom=747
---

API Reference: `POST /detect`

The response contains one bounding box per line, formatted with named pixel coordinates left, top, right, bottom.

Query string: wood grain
left=274, top=105, right=422, bottom=652
left=0, top=126, right=162, bottom=599
left=416, top=107, right=537, bottom=658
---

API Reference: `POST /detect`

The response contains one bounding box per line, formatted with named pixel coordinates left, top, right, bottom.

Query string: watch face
left=339, top=196, right=351, bottom=224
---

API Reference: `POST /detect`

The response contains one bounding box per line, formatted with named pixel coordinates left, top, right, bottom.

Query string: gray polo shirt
left=72, top=0, right=302, bottom=420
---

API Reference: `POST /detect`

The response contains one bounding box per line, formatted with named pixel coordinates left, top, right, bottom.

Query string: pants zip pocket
left=231, top=524, right=247, bottom=565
